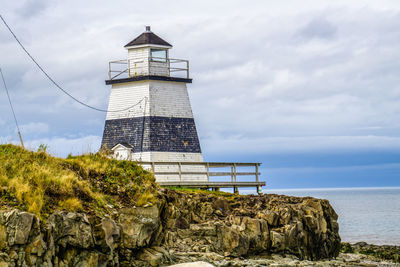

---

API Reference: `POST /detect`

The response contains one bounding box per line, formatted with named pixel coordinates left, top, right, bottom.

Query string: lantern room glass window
left=150, top=49, right=167, bottom=62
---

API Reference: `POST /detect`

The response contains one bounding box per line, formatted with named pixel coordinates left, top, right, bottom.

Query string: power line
left=0, top=68, right=24, bottom=148
left=0, top=14, right=143, bottom=113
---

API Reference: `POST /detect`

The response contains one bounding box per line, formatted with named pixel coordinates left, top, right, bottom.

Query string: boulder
left=102, top=217, right=120, bottom=250
left=47, top=211, right=94, bottom=249
left=2, top=210, right=39, bottom=246
left=216, top=224, right=249, bottom=256
left=119, top=205, right=161, bottom=249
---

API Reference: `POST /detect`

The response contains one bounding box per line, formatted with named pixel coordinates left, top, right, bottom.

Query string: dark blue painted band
left=101, top=116, right=202, bottom=153
left=105, top=75, right=192, bottom=85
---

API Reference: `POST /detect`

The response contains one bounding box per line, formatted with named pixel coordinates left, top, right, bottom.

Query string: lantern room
left=107, top=26, right=190, bottom=80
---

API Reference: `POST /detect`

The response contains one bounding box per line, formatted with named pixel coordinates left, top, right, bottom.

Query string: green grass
left=167, top=187, right=235, bottom=197
left=0, top=144, right=158, bottom=217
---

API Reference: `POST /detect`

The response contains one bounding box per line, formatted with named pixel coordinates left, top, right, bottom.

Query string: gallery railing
left=108, top=57, right=190, bottom=80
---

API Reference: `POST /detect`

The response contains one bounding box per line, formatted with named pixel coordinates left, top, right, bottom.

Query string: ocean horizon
left=256, top=186, right=400, bottom=246
left=263, top=186, right=400, bottom=192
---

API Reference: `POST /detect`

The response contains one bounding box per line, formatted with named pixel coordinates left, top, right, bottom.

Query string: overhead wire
left=0, top=68, right=24, bottom=147
left=0, top=14, right=144, bottom=113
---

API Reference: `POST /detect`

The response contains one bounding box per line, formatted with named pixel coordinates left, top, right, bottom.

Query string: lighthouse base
left=111, top=149, right=206, bottom=182
left=131, top=151, right=203, bottom=163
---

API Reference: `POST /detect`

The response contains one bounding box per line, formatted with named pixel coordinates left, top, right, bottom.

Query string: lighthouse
left=101, top=26, right=204, bottom=180
left=100, top=26, right=265, bottom=191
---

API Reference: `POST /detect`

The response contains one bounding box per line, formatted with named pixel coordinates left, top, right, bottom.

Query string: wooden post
left=151, top=162, right=155, bottom=174
left=186, top=60, right=190, bottom=79
left=148, top=56, right=150, bottom=75
left=167, top=57, right=171, bottom=77
left=233, top=163, right=237, bottom=183
left=128, top=59, right=131, bottom=77
left=108, top=62, right=111, bottom=80
left=257, top=186, right=262, bottom=196
left=233, top=163, right=238, bottom=194
left=178, top=162, right=182, bottom=181
left=206, top=162, right=210, bottom=182
left=256, top=164, right=261, bottom=195
left=255, top=164, right=259, bottom=182
left=231, top=166, right=234, bottom=183
left=18, top=131, right=24, bottom=149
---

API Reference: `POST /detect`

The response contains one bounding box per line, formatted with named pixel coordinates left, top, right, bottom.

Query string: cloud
left=299, top=18, right=337, bottom=40
left=265, top=162, right=400, bottom=173
left=24, top=135, right=102, bottom=157
left=202, top=135, right=400, bottom=155
left=16, top=0, right=50, bottom=19
left=20, top=122, right=49, bottom=135
left=1, top=1, right=400, bottom=158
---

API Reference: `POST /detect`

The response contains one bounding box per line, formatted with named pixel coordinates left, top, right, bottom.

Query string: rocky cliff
left=0, top=188, right=340, bottom=267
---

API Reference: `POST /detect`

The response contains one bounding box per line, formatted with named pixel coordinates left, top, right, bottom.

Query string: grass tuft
left=58, top=198, right=83, bottom=212
left=0, top=144, right=158, bottom=217
left=168, top=187, right=235, bottom=197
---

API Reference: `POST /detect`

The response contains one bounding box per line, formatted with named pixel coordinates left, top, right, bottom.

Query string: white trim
left=131, top=151, right=204, bottom=162
left=125, top=44, right=172, bottom=50
left=111, top=143, right=133, bottom=151
left=111, top=144, right=134, bottom=161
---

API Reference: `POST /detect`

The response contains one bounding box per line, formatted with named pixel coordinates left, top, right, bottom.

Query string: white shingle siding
left=112, top=147, right=133, bottom=161
left=105, top=81, right=150, bottom=120
left=127, top=47, right=169, bottom=76
left=128, top=48, right=149, bottom=76
left=110, top=151, right=205, bottom=182
left=149, top=61, right=169, bottom=76
left=136, top=152, right=203, bottom=162
left=149, top=81, right=194, bottom=118
left=106, top=80, right=194, bottom=120
left=137, top=152, right=206, bottom=182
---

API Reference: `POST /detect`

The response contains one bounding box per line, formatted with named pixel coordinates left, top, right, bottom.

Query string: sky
left=1, top=0, right=400, bottom=189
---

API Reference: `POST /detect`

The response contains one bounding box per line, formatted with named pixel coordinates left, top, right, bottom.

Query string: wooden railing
left=139, top=161, right=265, bottom=193
left=108, top=57, right=190, bottom=80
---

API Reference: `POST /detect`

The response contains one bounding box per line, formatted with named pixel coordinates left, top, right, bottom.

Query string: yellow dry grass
left=0, top=144, right=158, bottom=217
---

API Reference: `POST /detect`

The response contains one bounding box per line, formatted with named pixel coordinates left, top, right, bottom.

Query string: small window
left=151, top=49, right=167, bottom=62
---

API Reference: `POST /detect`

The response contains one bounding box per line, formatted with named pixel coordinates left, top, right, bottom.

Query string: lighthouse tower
left=101, top=26, right=204, bottom=170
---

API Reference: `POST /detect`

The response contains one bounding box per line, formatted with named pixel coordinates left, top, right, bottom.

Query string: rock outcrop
left=160, top=190, right=340, bottom=262
left=341, top=242, right=400, bottom=263
left=0, top=189, right=340, bottom=266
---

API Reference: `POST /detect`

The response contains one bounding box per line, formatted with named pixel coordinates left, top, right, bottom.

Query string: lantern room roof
left=124, top=26, right=172, bottom=48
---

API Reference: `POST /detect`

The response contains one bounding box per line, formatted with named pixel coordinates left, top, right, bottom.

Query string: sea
left=261, top=187, right=400, bottom=245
